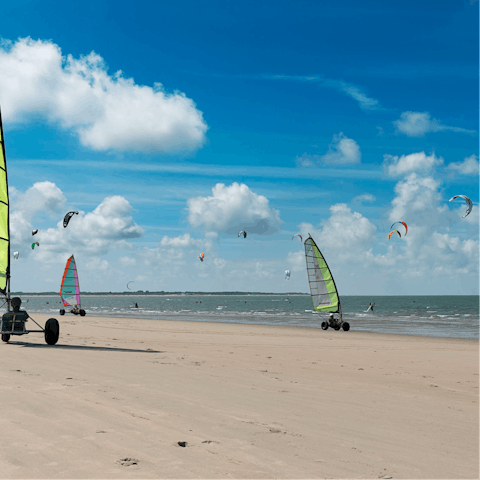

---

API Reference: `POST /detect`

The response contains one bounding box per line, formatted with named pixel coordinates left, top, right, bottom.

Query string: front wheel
left=1, top=333, right=10, bottom=342
left=321, top=321, right=328, bottom=330
left=342, top=322, right=350, bottom=331
left=60, top=309, right=65, bottom=315
left=45, top=318, right=59, bottom=345
left=334, top=325, right=340, bottom=331
left=80, top=309, right=86, bottom=317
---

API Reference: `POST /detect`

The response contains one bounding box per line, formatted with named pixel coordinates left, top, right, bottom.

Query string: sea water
left=11, top=294, right=479, bottom=340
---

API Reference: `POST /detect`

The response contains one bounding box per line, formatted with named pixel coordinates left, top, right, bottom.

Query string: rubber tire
left=334, top=325, right=340, bottom=331
left=1, top=333, right=10, bottom=342
left=321, top=321, right=328, bottom=330
left=60, top=309, right=65, bottom=315
left=45, top=318, right=60, bottom=345
left=80, top=309, right=86, bottom=317
left=342, top=322, right=350, bottom=331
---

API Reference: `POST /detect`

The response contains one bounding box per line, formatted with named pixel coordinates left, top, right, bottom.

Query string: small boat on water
left=59, top=255, right=86, bottom=316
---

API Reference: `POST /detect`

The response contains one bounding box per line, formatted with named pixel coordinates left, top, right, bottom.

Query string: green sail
left=0, top=110, right=10, bottom=294
left=304, top=235, right=340, bottom=313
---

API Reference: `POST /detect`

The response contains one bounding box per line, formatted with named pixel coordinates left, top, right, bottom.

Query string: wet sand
left=0, top=314, right=478, bottom=479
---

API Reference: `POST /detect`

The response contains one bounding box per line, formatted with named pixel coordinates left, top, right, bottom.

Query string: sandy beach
left=0, top=314, right=478, bottom=479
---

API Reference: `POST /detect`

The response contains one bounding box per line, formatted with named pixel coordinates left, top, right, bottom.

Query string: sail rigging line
left=304, top=234, right=341, bottom=319
left=0, top=108, right=12, bottom=300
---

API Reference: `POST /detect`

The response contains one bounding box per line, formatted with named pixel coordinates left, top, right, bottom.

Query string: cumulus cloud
left=383, top=152, right=443, bottom=177
left=393, top=111, right=475, bottom=137
left=297, top=133, right=361, bottom=167
left=10, top=182, right=66, bottom=246
left=11, top=181, right=66, bottom=220
left=11, top=189, right=144, bottom=261
left=187, top=183, right=282, bottom=235
left=0, top=37, right=208, bottom=153
left=389, top=173, right=446, bottom=226
left=381, top=166, right=479, bottom=282
left=446, top=155, right=479, bottom=175
left=321, top=133, right=361, bottom=165
left=119, top=256, right=137, bottom=267
left=298, top=204, right=377, bottom=266
left=160, top=233, right=203, bottom=249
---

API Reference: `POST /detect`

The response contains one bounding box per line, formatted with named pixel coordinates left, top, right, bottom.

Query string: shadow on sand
left=4, top=341, right=163, bottom=354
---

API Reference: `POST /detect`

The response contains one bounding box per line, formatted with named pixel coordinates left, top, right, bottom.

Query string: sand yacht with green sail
left=0, top=108, right=60, bottom=345
left=304, top=234, right=350, bottom=331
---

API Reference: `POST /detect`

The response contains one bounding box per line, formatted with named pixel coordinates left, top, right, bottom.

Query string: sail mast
left=0, top=108, right=11, bottom=306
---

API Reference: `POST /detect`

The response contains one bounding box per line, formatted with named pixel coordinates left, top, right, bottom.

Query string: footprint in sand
left=117, top=458, right=139, bottom=466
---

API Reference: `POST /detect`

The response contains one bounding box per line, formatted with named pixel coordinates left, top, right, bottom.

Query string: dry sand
left=0, top=314, right=478, bottom=479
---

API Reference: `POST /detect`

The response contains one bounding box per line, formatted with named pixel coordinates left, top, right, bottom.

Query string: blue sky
left=0, top=0, right=478, bottom=294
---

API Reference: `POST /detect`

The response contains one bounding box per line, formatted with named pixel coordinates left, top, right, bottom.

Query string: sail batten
left=60, top=255, right=81, bottom=307
left=304, top=235, right=340, bottom=313
left=0, top=109, right=11, bottom=295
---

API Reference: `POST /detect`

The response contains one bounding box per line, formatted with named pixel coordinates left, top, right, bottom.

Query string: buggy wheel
left=60, top=309, right=65, bottom=315
left=1, top=333, right=10, bottom=342
left=321, top=321, right=328, bottom=330
left=342, top=322, right=350, bottom=331
left=334, top=325, right=340, bottom=331
left=80, top=309, right=86, bottom=317
left=45, top=318, right=60, bottom=345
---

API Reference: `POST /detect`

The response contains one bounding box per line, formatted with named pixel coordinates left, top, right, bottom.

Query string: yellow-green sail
left=304, top=235, right=340, bottom=313
left=0, top=110, right=10, bottom=294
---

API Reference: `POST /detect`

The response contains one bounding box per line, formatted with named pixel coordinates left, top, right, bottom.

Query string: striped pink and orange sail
left=60, top=255, right=81, bottom=307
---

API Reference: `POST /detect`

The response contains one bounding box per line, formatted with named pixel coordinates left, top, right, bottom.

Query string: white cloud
left=0, top=37, right=207, bottom=153
left=352, top=193, right=376, bottom=204
left=336, top=82, right=380, bottom=111
left=187, top=182, right=282, bottom=235
left=297, top=133, right=361, bottom=167
left=320, top=133, right=361, bottom=165
left=10, top=181, right=66, bottom=246
left=119, top=256, right=137, bottom=267
left=263, top=74, right=381, bottom=111
left=298, top=203, right=377, bottom=263
left=389, top=173, right=446, bottom=225
left=295, top=153, right=318, bottom=167
left=138, top=232, right=213, bottom=267
left=446, top=155, right=479, bottom=175
left=381, top=169, right=479, bottom=282
left=286, top=250, right=304, bottom=271
left=11, top=181, right=66, bottom=220
left=11, top=190, right=144, bottom=261
left=393, top=111, right=475, bottom=137
left=160, top=233, right=203, bottom=249
left=383, top=152, right=443, bottom=177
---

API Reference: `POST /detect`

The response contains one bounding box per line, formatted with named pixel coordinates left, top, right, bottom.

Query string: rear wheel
left=45, top=318, right=59, bottom=345
left=80, top=309, right=86, bottom=316
left=334, top=325, right=340, bottom=331
left=60, top=309, right=65, bottom=315
left=321, top=321, right=328, bottom=330
left=342, top=322, right=350, bottom=331
left=1, top=334, right=10, bottom=342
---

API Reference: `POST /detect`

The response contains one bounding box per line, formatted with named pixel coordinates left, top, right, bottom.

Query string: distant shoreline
left=10, top=292, right=479, bottom=297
